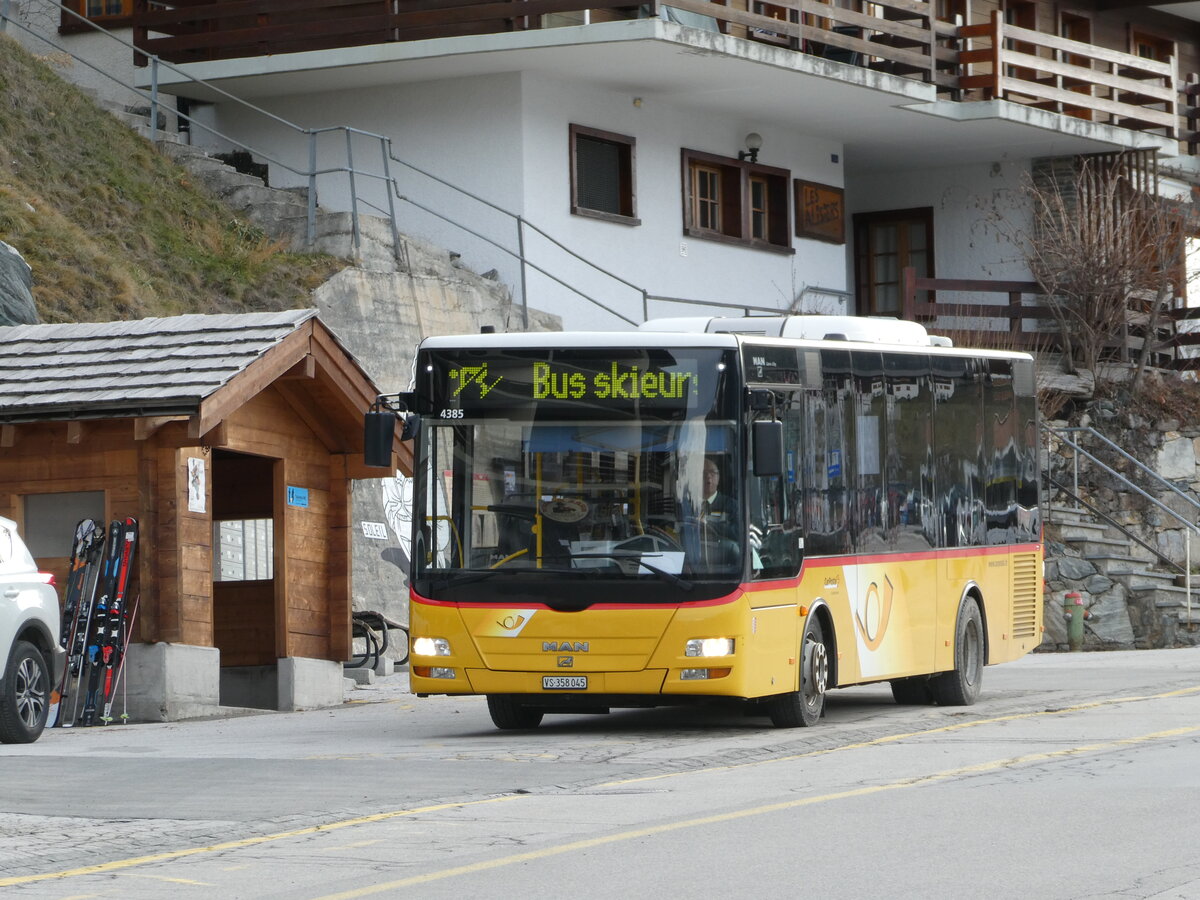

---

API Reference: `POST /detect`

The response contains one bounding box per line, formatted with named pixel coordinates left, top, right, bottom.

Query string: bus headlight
left=412, top=637, right=451, bottom=657
left=685, top=638, right=734, bottom=658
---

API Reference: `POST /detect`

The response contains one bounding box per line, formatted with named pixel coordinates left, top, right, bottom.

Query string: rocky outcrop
left=0, top=241, right=38, bottom=326
left=1043, top=417, right=1200, bottom=650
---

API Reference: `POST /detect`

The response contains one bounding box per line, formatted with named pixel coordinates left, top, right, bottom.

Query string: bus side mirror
left=364, top=411, right=395, bottom=468
left=364, top=394, right=422, bottom=467
left=753, top=420, right=785, bottom=477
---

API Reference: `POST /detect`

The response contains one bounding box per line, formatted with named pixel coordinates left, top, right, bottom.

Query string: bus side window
left=752, top=391, right=803, bottom=580
left=884, top=352, right=933, bottom=552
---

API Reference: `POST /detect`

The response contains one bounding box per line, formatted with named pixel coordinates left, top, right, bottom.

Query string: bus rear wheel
left=766, top=616, right=828, bottom=728
left=486, top=694, right=544, bottom=730
left=931, top=596, right=984, bottom=706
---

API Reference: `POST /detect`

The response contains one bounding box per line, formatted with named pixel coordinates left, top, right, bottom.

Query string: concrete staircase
left=1045, top=505, right=1200, bottom=649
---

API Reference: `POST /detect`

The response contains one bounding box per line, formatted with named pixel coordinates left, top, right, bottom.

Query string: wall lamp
left=738, top=132, right=763, bottom=164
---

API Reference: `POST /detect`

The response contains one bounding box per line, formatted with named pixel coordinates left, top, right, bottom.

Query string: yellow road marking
left=4, top=685, right=1198, bottom=889
left=603, top=684, right=1200, bottom=787
left=0, top=797, right=513, bottom=888
left=127, top=873, right=214, bottom=886
left=313, top=723, right=1200, bottom=899
left=321, top=840, right=383, bottom=852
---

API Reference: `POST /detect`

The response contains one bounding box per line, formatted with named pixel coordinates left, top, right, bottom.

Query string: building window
left=853, top=207, right=934, bottom=316
left=682, top=149, right=792, bottom=252
left=936, top=0, right=968, bottom=24
left=214, top=518, right=274, bottom=582
left=60, top=0, right=133, bottom=32
left=570, top=124, right=639, bottom=225
left=694, top=165, right=724, bottom=232
left=750, top=176, right=770, bottom=240
left=21, top=492, right=106, bottom=559
left=1130, top=30, right=1174, bottom=62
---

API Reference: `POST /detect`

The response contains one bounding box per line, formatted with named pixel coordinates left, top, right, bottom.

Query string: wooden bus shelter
left=0, top=310, right=409, bottom=718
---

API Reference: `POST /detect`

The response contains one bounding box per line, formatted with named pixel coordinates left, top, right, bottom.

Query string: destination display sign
left=419, top=349, right=730, bottom=419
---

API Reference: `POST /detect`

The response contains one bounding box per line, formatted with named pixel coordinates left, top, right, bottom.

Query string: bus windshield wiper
left=428, top=566, right=589, bottom=588
left=567, top=553, right=693, bottom=591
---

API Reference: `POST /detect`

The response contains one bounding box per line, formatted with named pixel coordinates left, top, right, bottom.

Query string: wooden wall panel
left=221, top=388, right=347, bottom=663
left=213, top=580, right=275, bottom=667
left=175, top=448, right=213, bottom=647
left=328, top=455, right=351, bottom=661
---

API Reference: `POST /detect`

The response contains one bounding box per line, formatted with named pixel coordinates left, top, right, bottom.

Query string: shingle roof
left=0, top=309, right=318, bottom=423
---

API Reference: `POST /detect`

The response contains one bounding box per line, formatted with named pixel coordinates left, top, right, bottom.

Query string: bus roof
left=419, top=317, right=1032, bottom=361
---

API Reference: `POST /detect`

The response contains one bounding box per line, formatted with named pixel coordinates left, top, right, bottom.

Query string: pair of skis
left=48, top=517, right=139, bottom=728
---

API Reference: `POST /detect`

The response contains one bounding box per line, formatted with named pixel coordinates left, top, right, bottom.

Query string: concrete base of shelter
left=124, top=642, right=223, bottom=722
left=122, top=644, right=347, bottom=721
left=278, top=657, right=344, bottom=711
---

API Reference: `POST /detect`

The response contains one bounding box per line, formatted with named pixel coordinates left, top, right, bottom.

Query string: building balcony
left=131, top=0, right=1196, bottom=157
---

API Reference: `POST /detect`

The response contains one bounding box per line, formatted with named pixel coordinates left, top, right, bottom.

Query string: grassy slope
left=0, top=35, right=342, bottom=324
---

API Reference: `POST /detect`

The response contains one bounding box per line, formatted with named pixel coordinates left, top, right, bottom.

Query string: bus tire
left=486, top=694, right=544, bottom=730
left=890, top=676, right=934, bottom=705
left=766, top=616, right=828, bottom=728
left=932, top=596, right=984, bottom=706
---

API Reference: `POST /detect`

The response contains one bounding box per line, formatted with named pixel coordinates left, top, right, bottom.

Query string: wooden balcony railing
left=132, top=0, right=960, bottom=89
left=901, top=268, right=1057, bottom=353
left=132, top=1, right=1196, bottom=151
left=959, top=12, right=1177, bottom=138
left=902, top=268, right=1191, bottom=368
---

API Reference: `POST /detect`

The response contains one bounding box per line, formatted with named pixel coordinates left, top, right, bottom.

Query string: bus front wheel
left=486, top=694, right=544, bottom=730
left=766, top=616, right=828, bottom=728
left=931, top=596, right=984, bottom=706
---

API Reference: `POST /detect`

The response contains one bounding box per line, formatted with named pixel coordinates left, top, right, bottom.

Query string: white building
left=6, top=0, right=1198, bottom=335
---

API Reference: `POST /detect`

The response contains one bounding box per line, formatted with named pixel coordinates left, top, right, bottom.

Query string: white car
left=0, top=516, right=63, bottom=743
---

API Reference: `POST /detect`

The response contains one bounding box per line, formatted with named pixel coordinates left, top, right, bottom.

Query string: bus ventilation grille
left=1011, top=552, right=1039, bottom=639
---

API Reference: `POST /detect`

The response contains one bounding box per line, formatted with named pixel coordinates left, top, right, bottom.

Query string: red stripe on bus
left=410, top=587, right=746, bottom=611
left=412, top=547, right=1041, bottom=609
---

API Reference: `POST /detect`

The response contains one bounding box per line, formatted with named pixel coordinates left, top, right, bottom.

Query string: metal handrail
left=1044, top=423, right=1197, bottom=623
left=1, top=2, right=821, bottom=329
left=1047, top=474, right=1182, bottom=575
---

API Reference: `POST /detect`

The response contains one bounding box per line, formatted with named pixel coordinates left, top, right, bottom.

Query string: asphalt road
left=2, top=648, right=1199, bottom=898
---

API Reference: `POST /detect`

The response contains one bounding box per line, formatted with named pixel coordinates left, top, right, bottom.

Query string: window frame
left=1128, top=26, right=1175, bottom=63
left=60, top=0, right=134, bottom=33
left=681, top=148, right=793, bottom=254
left=569, top=124, right=640, bottom=226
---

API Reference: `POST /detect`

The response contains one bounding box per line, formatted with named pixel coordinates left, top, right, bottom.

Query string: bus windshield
left=410, top=347, right=743, bottom=600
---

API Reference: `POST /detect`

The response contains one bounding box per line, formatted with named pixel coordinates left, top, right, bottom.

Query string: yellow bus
left=376, top=315, right=1042, bottom=729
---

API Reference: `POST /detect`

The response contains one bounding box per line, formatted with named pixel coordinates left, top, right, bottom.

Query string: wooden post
left=902, top=266, right=917, bottom=321
left=1168, top=54, right=1179, bottom=140
left=133, top=0, right=148, bottom=68
left=1189, top=74, right=1199, bottom=157
left=992, top=10, right=1005, bottom=101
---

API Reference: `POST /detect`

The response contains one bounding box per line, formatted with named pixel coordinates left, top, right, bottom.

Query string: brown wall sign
left=795, top=180, right=845, bottom=244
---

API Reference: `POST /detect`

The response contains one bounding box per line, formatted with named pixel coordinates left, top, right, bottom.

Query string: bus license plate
left=542, top=676, right=587, bottom=690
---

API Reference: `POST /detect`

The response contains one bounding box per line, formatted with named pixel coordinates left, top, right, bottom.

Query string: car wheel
left=0, top=641, right=50, bottom=744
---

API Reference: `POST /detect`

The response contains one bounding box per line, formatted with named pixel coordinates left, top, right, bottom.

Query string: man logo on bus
left=854, top=574, right=894, bottom=652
